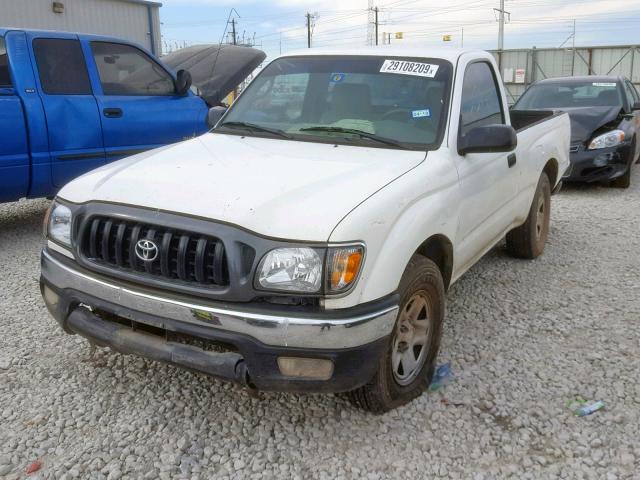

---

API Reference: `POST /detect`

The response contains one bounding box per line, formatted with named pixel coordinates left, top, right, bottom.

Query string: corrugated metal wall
left=0, top=0, right=161, bottom=54
left=491, top=46, right=640, bottom=104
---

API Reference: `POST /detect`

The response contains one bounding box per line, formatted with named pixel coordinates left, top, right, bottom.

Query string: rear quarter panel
left=512, top=112, right=571, bottom=224
left=3, top=30, right=54, bottom=198
left=0, top=92, right=29, bottom=201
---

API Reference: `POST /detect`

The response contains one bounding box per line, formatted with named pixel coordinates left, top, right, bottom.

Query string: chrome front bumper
left=41, top=249, right=398, bottom=350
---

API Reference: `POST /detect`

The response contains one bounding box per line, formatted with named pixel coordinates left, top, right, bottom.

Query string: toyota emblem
left=135, top=239, right=159, bottom=262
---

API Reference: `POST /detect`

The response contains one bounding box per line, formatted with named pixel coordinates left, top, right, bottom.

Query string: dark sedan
left=514, top=76, right=640, bottom=188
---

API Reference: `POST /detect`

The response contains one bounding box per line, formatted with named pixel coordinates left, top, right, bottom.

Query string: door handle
left=507, top=153, right=517, bottom=168
left=103, top=108, right=123, bottom=118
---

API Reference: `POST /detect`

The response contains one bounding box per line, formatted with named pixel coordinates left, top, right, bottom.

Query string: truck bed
left=510, top=109, right=562, bottom=133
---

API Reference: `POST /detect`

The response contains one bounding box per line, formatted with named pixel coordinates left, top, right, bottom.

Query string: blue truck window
left=91, top=42, right=175, bottom=96
left=0, top=37, right=11, bottom=87
left=33, top=38, right=92, bottom=95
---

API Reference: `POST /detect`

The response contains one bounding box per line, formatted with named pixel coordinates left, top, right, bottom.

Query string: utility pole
left=498, top=0, right=504, bottom=50
left=494, top=0, right=510, bottom=71
left=374, top=7, right=379, bottom=46
left=367, top=0, right=374, bottom=46
left=571, top=19, right=576, bottom=75
left=494, top=0, right=510, bottom=50
left=306, top=12, right=312, bottom=48
left=461, top=27, right=464, bottom=48
left=558, top=19, right=577, bottom=48
left=230, top=18, right=237, bottom=45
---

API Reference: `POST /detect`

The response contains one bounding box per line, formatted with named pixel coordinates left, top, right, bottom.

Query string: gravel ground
left=1, top=171, right=639, bottom=480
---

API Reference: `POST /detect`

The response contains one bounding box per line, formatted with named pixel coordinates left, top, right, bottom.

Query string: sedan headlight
left=46, top=202, right=73, bottom=247
left=588, top=130, right=625, bottom=150
left=257, top=248, right=323, bottom=293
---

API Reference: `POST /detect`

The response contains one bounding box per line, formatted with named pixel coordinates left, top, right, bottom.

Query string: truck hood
left=59, top=134, right=426, bottom=241
left=562, top=106, right=622, bottom=143
left=162, top=45, right=266, bottom=106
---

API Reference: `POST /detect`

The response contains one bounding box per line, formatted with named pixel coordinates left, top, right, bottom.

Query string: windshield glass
left=515, top=81, right=623, bottom=109
left=216, top=55, right=453, bottom=150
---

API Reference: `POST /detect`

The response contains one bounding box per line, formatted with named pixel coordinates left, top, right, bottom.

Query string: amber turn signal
left=327, top=245, right=364, bottom=293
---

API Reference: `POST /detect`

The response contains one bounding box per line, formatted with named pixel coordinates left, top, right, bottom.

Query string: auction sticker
left=593, top=82, right=616, bottom=87
left=380, top=60, right=439, bottom=78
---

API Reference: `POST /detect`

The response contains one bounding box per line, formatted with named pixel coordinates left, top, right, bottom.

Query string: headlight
left=255, top=244, right=365, bottom=294
left=588, top=130, right=625, bottom=150
left=256, top=248, right=322, bottom=293
left=47, top=202, right=73, bottom=247
left=326, top=245, right=364, bottom=294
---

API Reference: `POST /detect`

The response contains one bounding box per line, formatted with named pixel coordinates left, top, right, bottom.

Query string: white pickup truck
left=41, top=47, right=570, bottom=412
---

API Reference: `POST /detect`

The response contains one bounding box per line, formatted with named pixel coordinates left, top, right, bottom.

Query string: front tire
left=610, top=166, right=631, bottom=189
left=347, top=256, right=445, bottom=413
left=506, top=172, right=551, bottom=259
left=611, top=137, right=635, bottom=188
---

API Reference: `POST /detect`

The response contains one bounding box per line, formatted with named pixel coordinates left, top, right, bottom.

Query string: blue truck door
left=29, top=34, right=105, bottom=189
left=0, top=35, right=29, bottom=202
left=87, top=40, right=206, bottom=160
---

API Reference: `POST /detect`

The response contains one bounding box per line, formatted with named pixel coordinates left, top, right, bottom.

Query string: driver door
left=452, top=60, right=519, bottom=270
left=86, top=40, right=205, bottom=161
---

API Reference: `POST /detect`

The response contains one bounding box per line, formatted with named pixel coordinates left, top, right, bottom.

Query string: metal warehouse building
left=0, top=0, right=161, bottom=54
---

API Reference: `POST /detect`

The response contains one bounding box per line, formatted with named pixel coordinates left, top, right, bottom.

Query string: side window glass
left=460, top=62, right=504, bottom=137
left=33, top=38, right=92, bottom=95
left=0, top=37, right=12, bottom=87
left=625, top=81, right=639, bottom=103
left=91, top=42, right=175, bottom=96
left=623, top=81, right=633, bottom=105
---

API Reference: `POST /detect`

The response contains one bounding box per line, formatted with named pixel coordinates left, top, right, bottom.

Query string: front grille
left=569, top=144, right=581, bottom=153
left=80, top=216, right=229, bottom=287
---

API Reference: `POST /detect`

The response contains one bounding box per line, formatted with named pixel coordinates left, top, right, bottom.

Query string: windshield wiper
left=217, top=121, right=292, bottom=139
left=298, top=126, right=406, bottom=148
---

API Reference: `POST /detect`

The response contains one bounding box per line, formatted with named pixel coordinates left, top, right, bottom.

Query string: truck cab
left=0, top=28, right=265, bottom=203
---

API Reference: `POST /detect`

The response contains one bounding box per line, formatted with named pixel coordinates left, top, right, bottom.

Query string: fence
left=489, top=45, right=640, bottom=104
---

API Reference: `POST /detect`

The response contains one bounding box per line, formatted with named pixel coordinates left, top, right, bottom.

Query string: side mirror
left=208, top=106, right=228, bottom=128
left=458, top=124, right=517, bottom=155
left=175, top=69, right=192, bottom=96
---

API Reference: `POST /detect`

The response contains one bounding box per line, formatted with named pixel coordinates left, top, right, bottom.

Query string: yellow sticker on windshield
left=380, top=60, right=439, bottom=78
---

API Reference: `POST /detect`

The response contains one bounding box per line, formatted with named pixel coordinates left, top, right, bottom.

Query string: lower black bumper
left=41, top=274, right=390, bottom=394
left=564, top=143, right=632, bottom=183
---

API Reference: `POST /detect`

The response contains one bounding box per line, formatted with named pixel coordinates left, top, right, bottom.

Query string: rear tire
left=506, top=172, right=551, bottom=259
left=347, top=256, right=444, bottom=413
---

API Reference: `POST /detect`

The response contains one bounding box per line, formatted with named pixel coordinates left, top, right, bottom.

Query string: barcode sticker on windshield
left=593, top=82, right=616, bottom=87
left=380, top=60, right=439, bottom=78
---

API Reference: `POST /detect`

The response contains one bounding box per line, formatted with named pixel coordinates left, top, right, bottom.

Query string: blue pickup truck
left=0, top=28, right=265, bottom=203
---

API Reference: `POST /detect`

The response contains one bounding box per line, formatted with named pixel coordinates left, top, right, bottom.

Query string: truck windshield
left=217, top=55, right=453, bottom=150
left=515, top=81, right=623, bottom=109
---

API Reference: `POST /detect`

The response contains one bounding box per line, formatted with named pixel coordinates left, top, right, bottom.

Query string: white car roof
left=278, top=46, right=489, bottom=64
